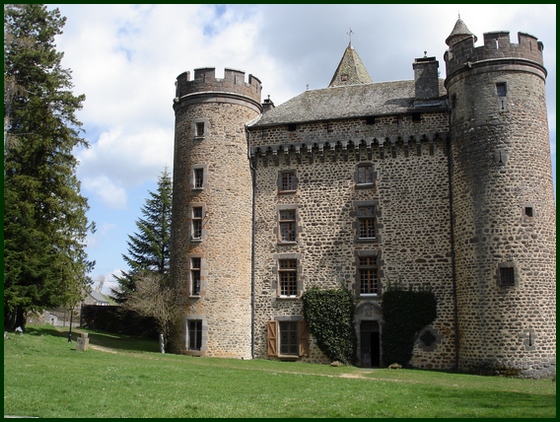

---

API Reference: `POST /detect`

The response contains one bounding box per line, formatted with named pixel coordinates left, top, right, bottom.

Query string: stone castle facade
left=169, top=19, right=556, bottom=378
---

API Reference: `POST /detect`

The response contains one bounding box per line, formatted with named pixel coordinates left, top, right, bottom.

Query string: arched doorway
left=360, top=320, right=380, bottom=367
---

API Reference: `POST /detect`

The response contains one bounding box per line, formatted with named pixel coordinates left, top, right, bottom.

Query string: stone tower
left=169, top=67, right=262, bottom=358
left=444, top=19, right=556, bottom=377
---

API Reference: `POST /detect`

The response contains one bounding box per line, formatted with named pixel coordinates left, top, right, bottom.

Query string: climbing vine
left=381, top=287, right=437, bottom=366
left=302, top=287, right=356, bottom=364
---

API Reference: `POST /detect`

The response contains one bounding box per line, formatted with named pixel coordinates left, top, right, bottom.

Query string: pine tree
left=4, top=4, right=94, bottom=330
left=112, top=168, right=172, bottom=302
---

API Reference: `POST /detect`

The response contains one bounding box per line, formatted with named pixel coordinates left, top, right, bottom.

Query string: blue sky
left=50, top=4, right=556, bottom=295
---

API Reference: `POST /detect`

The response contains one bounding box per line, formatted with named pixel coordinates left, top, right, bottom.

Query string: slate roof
left=328, top=44, right=373, bottom=87
left=445, top=18, right=477, bottom=46
left=251, top=79, right=447, bottom=127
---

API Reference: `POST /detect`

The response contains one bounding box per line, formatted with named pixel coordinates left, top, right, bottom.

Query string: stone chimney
left=413, top=55, right=439, bottom=100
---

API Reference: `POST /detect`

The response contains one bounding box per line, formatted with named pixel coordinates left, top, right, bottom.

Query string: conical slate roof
left=445, top=18, right=478, bottom=46
left=328, top=44, right=373, bottom=88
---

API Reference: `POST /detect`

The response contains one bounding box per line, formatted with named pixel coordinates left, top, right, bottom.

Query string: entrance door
left=360, top=320, right=380, bottom=367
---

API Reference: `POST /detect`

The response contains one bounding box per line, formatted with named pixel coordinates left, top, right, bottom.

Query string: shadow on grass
left=24, top=325, right=160, bottom=354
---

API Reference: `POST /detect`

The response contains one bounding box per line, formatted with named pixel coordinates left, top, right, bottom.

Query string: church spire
left=328, top=40, right=372, bottom=88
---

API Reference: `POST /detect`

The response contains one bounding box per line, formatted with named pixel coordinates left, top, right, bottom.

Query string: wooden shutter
left=267, top=320, right=278, bottom=356
left=298, top=321, right=309, bottom=357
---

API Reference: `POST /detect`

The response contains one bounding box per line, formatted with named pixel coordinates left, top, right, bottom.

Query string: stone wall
left=170, top=90, right=259, bottom=358
left=249, top=112, right=457, bottom=369
left=446, top=37, right=556, bottom=378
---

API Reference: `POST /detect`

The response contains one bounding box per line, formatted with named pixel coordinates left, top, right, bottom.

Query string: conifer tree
left=112, top=168, right=172, bottom=302
left=4, top=4, right=94, bottom=330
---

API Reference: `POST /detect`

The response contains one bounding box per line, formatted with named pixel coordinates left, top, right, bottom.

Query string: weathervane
left=347, top=28, right=354, bottom=46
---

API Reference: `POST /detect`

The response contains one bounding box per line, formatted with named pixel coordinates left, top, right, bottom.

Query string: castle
left=168, top=18, right=556, bottom=378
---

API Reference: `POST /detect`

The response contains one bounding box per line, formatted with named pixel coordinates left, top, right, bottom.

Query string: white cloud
left=82, top=175, right=127, bottom=210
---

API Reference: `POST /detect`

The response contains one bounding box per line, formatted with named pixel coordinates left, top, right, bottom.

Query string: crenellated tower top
left=444, top=23, right=546, bottom=83
left=174, top=67, right=263, bottom=113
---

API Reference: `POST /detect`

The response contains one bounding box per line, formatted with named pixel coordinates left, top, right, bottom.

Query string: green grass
left=4, top=325, right=556, bottom=418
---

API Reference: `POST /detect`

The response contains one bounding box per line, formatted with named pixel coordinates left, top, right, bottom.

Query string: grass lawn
left=4, top=325, right=556, bottom=418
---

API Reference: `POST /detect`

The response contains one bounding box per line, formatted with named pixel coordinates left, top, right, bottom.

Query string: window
left=356, top=164, right=374, bottom=185
left=192, top=207, right=203, bottom=240
left=411, top=112, right=422, bottom=123
left=524, top=206, right=534, bottom=218
left=365, top=116, right=376, bottom=125
left=279, top=171, right=297, bottom=192
left=287, top=124, right=297, bottom=132
left=195, top=122, right=205, bottom=137
left=358, top=256, right=378, bottom=295
left=496, top=82, right=507, bottom=97
left=191, top=257, right=201, bottom=296
left=278, top=259, right=297, bottom=297
left=267, top=320, right=309, bottom=358
left=193, top=168, right=204, bottom=189
left=279, top=210, right=296, bottom=242
left=499, top=267, right=515, bottom=287
left=188, top=320, right=202, bottom=351
left=358, top=206, right=376, bottom=239
left=341, top=74, right=348, bottom=82
left=279, top=321, right=298, bottom=356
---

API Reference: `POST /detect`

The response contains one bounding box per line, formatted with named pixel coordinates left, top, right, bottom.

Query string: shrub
left=302, top=287, right=356, bottom=364
left=381, top=288, right=437, bottom=366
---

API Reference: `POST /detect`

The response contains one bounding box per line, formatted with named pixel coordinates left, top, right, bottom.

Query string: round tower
left=169, top=67, right=262, bottom=358
left=444, top=20, right=556, bottom=377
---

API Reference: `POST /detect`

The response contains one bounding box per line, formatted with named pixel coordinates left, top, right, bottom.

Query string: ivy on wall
left=381, top=288, right=437, bottom=366
left=302, top=287, right=356, bottom=364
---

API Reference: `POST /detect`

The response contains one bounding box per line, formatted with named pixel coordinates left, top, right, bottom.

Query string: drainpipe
left=446, top=134, right=460, bottom=371
left=246, top=125, right=256, bottom=359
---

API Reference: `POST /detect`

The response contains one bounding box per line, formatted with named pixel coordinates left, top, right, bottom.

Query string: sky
left=49, top=4, right=556, bottom=296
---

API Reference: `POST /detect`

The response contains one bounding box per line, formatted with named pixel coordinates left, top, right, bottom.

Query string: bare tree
left=122, top=272, right=180, bottom=353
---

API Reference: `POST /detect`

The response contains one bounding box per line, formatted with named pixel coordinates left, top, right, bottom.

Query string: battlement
left=445, top=31, right=545, bottom=79
left=175, top=67, right=262, bottom=105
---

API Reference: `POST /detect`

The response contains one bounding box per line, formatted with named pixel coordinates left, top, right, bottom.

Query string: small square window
left=195, top=122, right=205, bottom=137
left=358, top=256, right=378, bottom=295
left=279, top=321, right=299, bottom=356
left=194, top=168, right=204, bottom=189
left=356, top=164, right=374, bottom=185
left=496, top=82, right=507, bottom=97
left=279, top=210, right=296, bottom=242
left=524, top=206, right=534, bottom=218
left=499, top=267, right=515, bottom=287
left=287, top=124, right=297, bottom=132
left=341, top=74, right=348, bottom=82
left=278, top=259, right=297, bottom=297
left=191, top=258, right=201, bottom=296
left=192, top=207, right=203, bottom=240
left=358, top=206, right=376, bottom=239
left=279, top=171, right=297, bottom=192
left=188, top=320, right=202, bottom=351
left=411, top=112, right=422, bottom=123
left=365, top=116, right=376, bottom=125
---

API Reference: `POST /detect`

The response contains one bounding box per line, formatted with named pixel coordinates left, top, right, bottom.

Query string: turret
left=445, top=19, right=556, bottom=378
left=169, top=67, right=262, bottom=358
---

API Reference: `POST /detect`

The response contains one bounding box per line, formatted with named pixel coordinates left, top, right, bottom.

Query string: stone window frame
left=496, top=262, right=518, bottom=288
left=185, top=316, right=207, bottom=355
left=352, top=200, right=379, bottom=243
left=191, top=164, right=208, bottom=191
left=273, top=253, right=302, bottom=299
left=188, top=254, right=205, bottom=298
left=276, top=205, right=299, bottom=245
left=496, top=82, right=508, bottom=112
left=192, top=118, right=209, bottom=140
left=266, top=316, right=308, bottom=359
left=355, top=249, right=381, bottom=297
left=354, top=162, right=376, bottom=189
left=189, top=202, right=206, bottom=243
left=277, top=170, right=298, bottom=193
left=522, top=203, right=536, bottom=221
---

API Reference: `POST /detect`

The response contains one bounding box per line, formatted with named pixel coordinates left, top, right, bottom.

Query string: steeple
left=328, top=43, right=372, bottom=88
left=445, top=17, right=477, bottom=47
